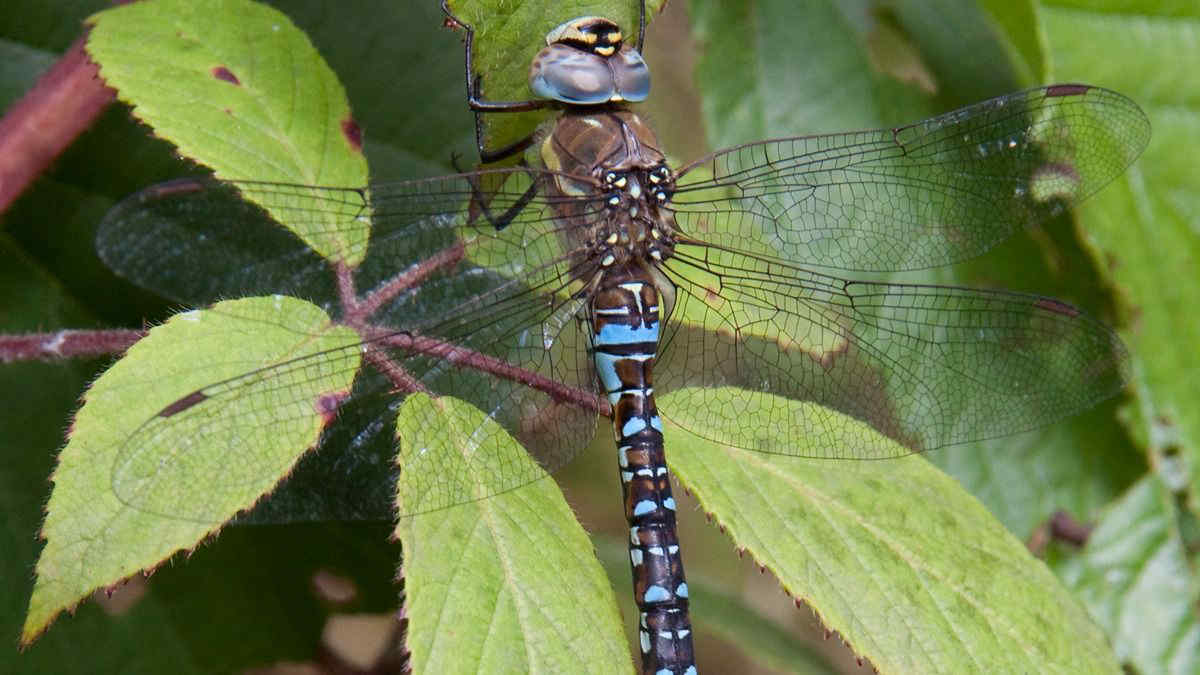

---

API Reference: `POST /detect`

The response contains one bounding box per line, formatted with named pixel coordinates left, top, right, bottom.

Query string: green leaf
left=23, top=295, right=359, bottom=644
left=0, top=240, right=397, bottom=672
left=1041, top=1, right=1200, bottom=517
left=395, top=394, right=630, bottom=674
left=0, top=6, right=378, bottom=669
left=687, top=0, right=1141, bottom=540
left=445, top=0, right=664, bottom=163
left=85, top=0, right=369, bottom=264
left=886, top=0, right=1032, bottom=105
left=977, top=0, right=1045, bottom=83
left=1055, top=476, right=1200, bottom=675
left=690, top=0, right=935, bottom=148
left=0, top=37, right=55, bottom=105
left=663, top=388, right=1120, bottom=674
left=932, top=398, right=1141, bottom=539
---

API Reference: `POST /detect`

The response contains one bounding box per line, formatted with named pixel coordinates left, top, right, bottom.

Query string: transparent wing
left=668, top=85, right=1149, bottom=272
left=101, top=85, right=1146, bottom=522
left=103, top=170, right=608, bottom=522
left=656, top=242, right=1128, bottom=457
left=97, top=170, right=602, bottom=308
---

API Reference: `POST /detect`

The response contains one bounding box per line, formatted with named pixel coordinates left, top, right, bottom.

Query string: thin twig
left=0, top=329, right=145, bottom=363
left=349, top=241, right=466, bottom=323
left=0, top=31, right=115, bottom=214
left=363, top=346, right=430, bottom=395
left=375, top=331, right=609, bottom=417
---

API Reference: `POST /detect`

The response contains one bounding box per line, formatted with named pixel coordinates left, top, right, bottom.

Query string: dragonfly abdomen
left=591, top=264, right=695, bottom=674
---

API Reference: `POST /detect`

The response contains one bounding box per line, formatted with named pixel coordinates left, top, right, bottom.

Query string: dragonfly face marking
left=544, top=16, right=624, bottom=55
left=529, top=17, right=651, bottom=105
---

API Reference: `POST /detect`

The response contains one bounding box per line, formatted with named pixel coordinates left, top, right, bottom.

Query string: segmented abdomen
left=590, top=264, right=696, bottom=675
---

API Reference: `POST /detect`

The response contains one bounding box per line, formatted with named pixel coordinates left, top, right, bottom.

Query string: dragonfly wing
left=668, top=85, right=1149, bottom=272
left=389, top=288, right=599, bottom=516
left=97, top=169, right=600, bottom=307
left=108, top=298, right=366, bottom=524
left=656, top=244, right=1128, bottom=458
left=105, top=169, right=605, bottom=522
left=97, top=178, right=336, bottom=307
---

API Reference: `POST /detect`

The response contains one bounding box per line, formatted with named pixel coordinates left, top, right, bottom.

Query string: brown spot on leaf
left=342, top=118, right=363, bottom=152
left=211, top=66, right=241, bottom=85
left=315, top=390, right=349, bottom=425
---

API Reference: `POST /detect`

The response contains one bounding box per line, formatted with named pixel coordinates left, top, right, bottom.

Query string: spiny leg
left=450, top=153, right=540, bottom=231
left=441, top=0, right=548, bottom=163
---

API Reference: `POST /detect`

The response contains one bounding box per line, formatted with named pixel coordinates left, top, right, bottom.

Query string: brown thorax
left=538, top=110, right=679, bottom=275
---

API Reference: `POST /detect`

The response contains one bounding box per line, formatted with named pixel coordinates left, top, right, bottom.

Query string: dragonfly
left=94, top=7, right=1149, bottom=675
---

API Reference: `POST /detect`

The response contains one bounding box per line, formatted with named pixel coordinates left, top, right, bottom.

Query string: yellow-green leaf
left=23, top=296, right=359, bottom=644
left=395, top=394, right=631, bottom=674
left=85, top=0, right=369, bottom=264
left=663, top=387, right=1120, bottom=674
left=1041, top=0, right=1200, bottom=524
left=1056, top=476, right=1200, bottom=675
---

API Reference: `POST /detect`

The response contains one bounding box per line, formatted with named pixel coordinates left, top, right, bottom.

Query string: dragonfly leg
left=635, top=0, right=646, bottom=51
left=441, top=0, right=549, bottom=163
left=469, top=83, right=538, bottom=164
left=450, top=154, right=540, bottom=231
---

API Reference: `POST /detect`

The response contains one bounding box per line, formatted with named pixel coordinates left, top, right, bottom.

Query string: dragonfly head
left=529, top=16, right=651, bottom=105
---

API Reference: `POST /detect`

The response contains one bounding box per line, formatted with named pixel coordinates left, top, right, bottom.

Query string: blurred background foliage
left=1, top=1, right=1196, bottom=673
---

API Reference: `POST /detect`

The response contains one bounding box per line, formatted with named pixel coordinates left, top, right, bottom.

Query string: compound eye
left=531, top=16, right=647, bottom=105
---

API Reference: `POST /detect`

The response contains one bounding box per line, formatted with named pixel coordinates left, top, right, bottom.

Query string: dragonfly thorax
left=541, top=109, right=681, bottom=273
left=593, top=165, right=676, bottom=268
